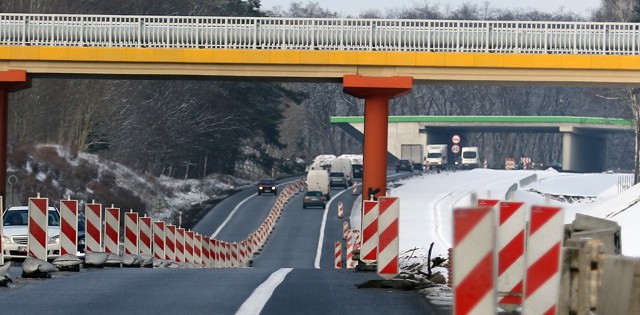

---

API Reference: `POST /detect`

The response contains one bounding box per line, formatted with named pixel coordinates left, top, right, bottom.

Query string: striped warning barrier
left=523, top=206, right=564, bottom=315
left=334, top=241, right=342, bottom=269
left=230, top=242, right=239, bottom=268
left=28, top=196, right=49, bottom=260
left=138, top=216, right=152, bottom=255
left=104, top=207, right=121, bottom=255
left=337, top=202, right=343, bottom=218
left=453, top=206, right=496, bottom=315
left=223, top=241, right=231, bottom=268
left=123, top=211, right=139, bottom=255
left=377, top=197, right=400, bottom=280
left=185, top=230, right=194, bottom=264
left=152, top=221, right=165, bottom=260
left=60, top=199, right=79, bottom=256
left=352, top=184, right=358, bottom=195
left=194, top=233, right=203, bottom=266
left=342, top=220, right=349, bottom=240
left=238, top=240, right=247, bottom=267
left=202, top=237, right=211, bottom=268
left=346, top=230, right=355, bottom=269
left=85, top=202, right=103, bottom=252
left=360, top=200, right=379, bottom=263
left=175, top=227, right=185, bottom=263
left=497, top=202, right=526, bottom=311
left=165, top=225, right=176, bottom=262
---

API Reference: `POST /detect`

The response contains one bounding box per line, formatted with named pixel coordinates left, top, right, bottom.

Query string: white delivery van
left=306, top=169, right=331, bottom=199
left=460, top=147, right=480, bottom=169
left=330, top=158, right=354, bottom=186
left=426, top=144, right=448, bottom=171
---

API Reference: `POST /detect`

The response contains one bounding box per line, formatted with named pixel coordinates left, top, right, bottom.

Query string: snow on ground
left=359, top=168, right=639, bottom=303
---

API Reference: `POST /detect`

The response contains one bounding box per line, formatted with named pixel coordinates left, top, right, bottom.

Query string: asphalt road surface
left=1, top=173, right=449, bottom=315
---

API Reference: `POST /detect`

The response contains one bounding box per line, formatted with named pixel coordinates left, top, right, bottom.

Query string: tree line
left=1, top=0, right=639, bottom=180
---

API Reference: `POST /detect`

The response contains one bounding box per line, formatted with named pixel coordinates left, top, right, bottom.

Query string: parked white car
left=2, top=206, right=61, bottom=260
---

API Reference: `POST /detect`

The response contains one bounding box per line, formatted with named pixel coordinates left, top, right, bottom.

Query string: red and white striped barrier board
left=337, top=202, right=343, bottom=218
left=123, top=211, right=139, bottom=255
left=477, top=199, right=499, bottom=208
left=360, top=200, right=379, bottom=263
left=377, top=197, right=400, bottom=280
left=497, top=202, right=526, bottom=311
left=138, top=216, right=152, bottom=255
left=104, top=207, right=121, bottom=255
left=28, top=197, right=49, bottom=260
left=452, top=206, right=496, bottom=315
left=334, top=241, right=342, bottom=269
left=224, top=242, right=232, bottom=268
left=209, top=238, right=218, bottom=268
left=194, top=233, right=203, bottom=266
left=346, top=230, right=355, bottom=269
left=230, top=242, right=238, bottom=268
left=185, top=230, right=194, bottom=264
left=60, top=199, right=79, bottom=256
left=239, top=240, right=248, bottom=267
left=153, top=221, right=166, bottom=260
left=342, top=220, right=349, bottom=240
left=202, top=237, right=211, bottom=268
left=175, top=228, right=185, bottom=263
left=0, top=196, right=3, bottom=265
left=352, top=184, right=358, bottom=195
left=523, top=206, right=564, bottom=315
left=85, top=202, right=102, bottom=252
left=165, top=225, right=176, bottom=261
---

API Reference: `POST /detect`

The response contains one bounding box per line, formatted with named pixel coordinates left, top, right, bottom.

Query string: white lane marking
left=313, top=186, right=352, bottom=269
left=212, top=180, right=297, bottom=238
left=235, top=268, right=294, bottom=315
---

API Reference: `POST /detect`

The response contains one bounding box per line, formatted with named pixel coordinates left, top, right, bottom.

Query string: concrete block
left=572, top=228, right=621, bottom=255
left=573, top=213, right=619, bottom=231
left=597, top=256, right=640, bottom=315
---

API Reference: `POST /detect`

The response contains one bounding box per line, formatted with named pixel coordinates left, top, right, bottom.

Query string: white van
left=330, top=158, right=354, bottom=186
left=306, top=169, right=331, bottom=199
left=461, top=147, right=480, bottom=169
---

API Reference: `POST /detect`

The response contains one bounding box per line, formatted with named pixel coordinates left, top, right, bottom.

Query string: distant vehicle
left=306, top=169, right=331, bottom=199
left=395, top=159, right=414, bottom=172
left=2, top=206, right=61, bottom=260
left=330, top=158, right=354, bottom=185
left=426, top=144, right=448, bottom=171
left=257, top=179, right=277, bottom=195
left=401, top=144, right=424, bottom=171
left=302, top=191, right=327, bottom=209
left=352, top=164, right=363, bottom=179
left=460, top=147, right=480, bottom=169
left=329, top=171, right=348, bottom=189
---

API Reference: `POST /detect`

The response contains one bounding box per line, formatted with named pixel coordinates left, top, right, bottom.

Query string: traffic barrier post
left=194, top=233, right=203, bottom=267
left=202, top=237, right=211, bottom=268
left=185, top=230, right=194, bottom=264
left=165, top=225, right=176, bottom=262
left=28, top=196, right=49, bottom=260
left=361, top=200, right=379, bottom=263
left=59, top=198, right=79, bottom=256
left=138, top=216, right=152, bottom=255
left=523, top=206, right=564, bottom=315
left=152, top=221, right=166, bottom=260
left=342, top=221, right=349, bottom=240
left=85, top=202, right=103, bottom=252
left=104, top=206, right=121, bottom=255
left=452, top=206, right=496, bottom=315
left=334, top=241, right=342, bottom=269
left=346, top=230, right=354, bottom=269
left=497, top=202, right=526, bottom=311
left=123, top=211, right=139, bottom=256
left=175, top=227, right=185, bottom=263
left=337, top=202, right=343, bottom=218
left=377, top=197, right=400, bottom=280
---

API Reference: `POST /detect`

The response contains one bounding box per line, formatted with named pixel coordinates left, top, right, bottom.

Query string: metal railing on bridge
left=1, top=13, right=639, bottom=55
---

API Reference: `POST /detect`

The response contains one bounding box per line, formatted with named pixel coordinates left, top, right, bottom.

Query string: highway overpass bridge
left=1, top=13, right=640, bottom=197
left=331, top=116, right=634, bottom=172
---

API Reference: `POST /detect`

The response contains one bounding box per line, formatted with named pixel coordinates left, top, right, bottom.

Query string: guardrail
left=1, top=13, right=640, bottom=54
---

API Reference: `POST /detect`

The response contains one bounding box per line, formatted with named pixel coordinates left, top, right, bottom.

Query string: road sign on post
left=452, top=134, right=461, bottom=144
left=451, top=144, right=461, bottom=155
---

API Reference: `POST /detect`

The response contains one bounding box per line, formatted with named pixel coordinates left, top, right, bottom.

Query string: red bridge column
left=343, top=75, right=412, bottom=199
left=0, top=70, right=30, bottom=200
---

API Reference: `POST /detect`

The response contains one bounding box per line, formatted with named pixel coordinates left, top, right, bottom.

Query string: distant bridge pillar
left=0, top=70, right=30, bottom=200
left=561, top=126, right=606, bottom=172
left=343, top=75, right=412, bottom=199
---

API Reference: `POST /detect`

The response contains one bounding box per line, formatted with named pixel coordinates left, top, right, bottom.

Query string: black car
left=257, top=179, right=277, bottom=195
left=395, top=159, right=414, bottom=172
left=302, top=191, right=327, bottom=209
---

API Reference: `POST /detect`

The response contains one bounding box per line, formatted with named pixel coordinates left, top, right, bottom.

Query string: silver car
left=2, top=206, right=61, bottom=260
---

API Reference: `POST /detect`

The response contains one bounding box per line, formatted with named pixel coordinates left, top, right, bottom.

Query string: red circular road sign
left=452, top=134, right=461, bottom=144
left=451, top=144, right=460, bottom=154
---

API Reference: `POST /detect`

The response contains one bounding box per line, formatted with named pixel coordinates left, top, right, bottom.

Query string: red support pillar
left=0, top=70, right=30, bottom=200
left=343, top=75, right=412, bottom=200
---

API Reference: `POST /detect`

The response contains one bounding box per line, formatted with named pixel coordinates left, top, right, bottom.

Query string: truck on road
left=426, top=144, right=448, bottom=171
left=401, top=144, right=424, bottom=171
